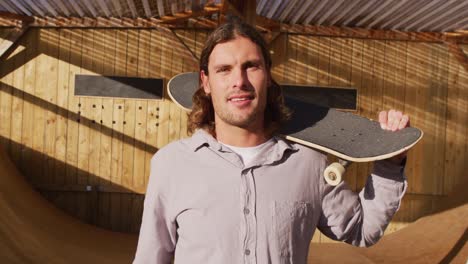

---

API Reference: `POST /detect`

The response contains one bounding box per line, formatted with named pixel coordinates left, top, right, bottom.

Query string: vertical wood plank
left=328, top=37, right=344, bottom=87
left=317, top=37, right=331, bottom=86
left=145, top=30, right=162, bottom=186
left=131, top=29, right=151, bottom=232
left=403, top=42, right=423, bottom=193
left=134, top=29, right=150, bottom=190
left=30, top=29, right=48, bottom=184
left=10, top=33, right=26, bottom=167
left=284, top=34, right=297, bottom=84
left=156, top=29, right=172, bottom=149
left=0, top=37, right=13, bottom=153
left=270, top=33, right=287, bottom=83
left=43, top=29, right=59, bottom=185
left=381, top=40, right=397, bottom=111
left=98, top=29, right=117, bottom=229
left=20, top=29, right=38, bottom=181
left=120, top=29, right=139, bottom=231
left=168, top=28, right=183, bottom=144
left=65, top=29, right=84, bottom=217
left=410, top=42, right=430, bottom=194
left=305, top=36, right=319, bottom=86
left=55, top=29, right=71, bottom=186
left=75, top=29, right=96, bottom=223
left=88, top=29, right=104, bottom=189
left=110, top=29, right=128, bottom=231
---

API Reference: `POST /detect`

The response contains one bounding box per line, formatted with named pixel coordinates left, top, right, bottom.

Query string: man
left=134, top=17, right=409, bottom=264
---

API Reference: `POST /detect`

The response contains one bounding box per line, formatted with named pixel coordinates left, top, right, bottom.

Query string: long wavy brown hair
left=188, top=16, right=290, bottom=136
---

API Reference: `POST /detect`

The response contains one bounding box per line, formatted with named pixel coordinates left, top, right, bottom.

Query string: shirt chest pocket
left=271, top=201, right=317, bottom=262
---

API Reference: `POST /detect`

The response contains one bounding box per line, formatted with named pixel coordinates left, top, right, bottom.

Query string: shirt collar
left=189, top=129, right=219, bottom=152
left=189, top=129, right=298, bottom=166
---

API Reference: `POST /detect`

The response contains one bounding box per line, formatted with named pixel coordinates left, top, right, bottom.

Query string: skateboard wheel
left=324, top=162, right=345, bottom=186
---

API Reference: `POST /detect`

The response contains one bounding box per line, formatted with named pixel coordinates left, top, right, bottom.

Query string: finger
left=393, top=111, right=403, bottom=131
left=378, top=111, right=388, bottom=130
left=389, top=110, right=402, bottom=131
left=397, top=114, right=410, bottom=130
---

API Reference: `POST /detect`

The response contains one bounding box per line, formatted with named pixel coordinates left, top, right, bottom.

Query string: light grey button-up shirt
left=133, top=129, right=407, bottom=264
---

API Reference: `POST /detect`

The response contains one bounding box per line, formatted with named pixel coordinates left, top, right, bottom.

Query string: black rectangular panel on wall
left=282, top=85, right=357, bottom=110
left=75, top=75, right=164, bottom=99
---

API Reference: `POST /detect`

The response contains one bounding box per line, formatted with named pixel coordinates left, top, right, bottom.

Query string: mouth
left=227, top=94, right=255, bottom=103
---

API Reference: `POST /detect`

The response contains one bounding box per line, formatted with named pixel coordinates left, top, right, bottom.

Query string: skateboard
left=167, top=72, right=424, bottom=186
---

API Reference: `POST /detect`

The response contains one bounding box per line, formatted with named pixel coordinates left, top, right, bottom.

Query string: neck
left=215, top=123, right=268, bottom=147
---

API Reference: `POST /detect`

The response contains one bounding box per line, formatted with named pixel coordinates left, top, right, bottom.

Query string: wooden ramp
left=0, top=147, right=137, bottom=264
left=0, top=146, right=466, bottom=263
left=309, top=183, right=468, bottom=264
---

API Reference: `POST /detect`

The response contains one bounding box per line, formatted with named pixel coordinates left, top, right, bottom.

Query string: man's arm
left=317, top=110, right=409, bottom=247
left=318, top=159, right=406, bottom=247
left=133, top=154, right=176, bottom=263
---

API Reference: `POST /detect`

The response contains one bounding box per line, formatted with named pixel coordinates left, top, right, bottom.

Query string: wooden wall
left=0, top=28, right=466, bottom=240
left=0, top=28, right=206, bottom=232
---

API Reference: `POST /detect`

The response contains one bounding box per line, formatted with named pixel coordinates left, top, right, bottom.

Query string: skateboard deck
left=168, top=72, right=424, bottom=185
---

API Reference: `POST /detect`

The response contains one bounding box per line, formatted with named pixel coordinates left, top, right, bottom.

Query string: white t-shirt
left=220, top=138, right=275, bottom=166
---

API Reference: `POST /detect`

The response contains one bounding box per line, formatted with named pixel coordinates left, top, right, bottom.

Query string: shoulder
left=151, top=137, right=195, bottom=164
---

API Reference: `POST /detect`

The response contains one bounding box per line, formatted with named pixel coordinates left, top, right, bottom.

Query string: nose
left=232, top=67, right=249, bottom=90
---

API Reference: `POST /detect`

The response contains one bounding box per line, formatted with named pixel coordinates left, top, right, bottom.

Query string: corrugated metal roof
left=0, top=0, right=467, bottom=33
left=0, top=0, right=222, bottom=18
left=258, top=0, right=468, bottom=32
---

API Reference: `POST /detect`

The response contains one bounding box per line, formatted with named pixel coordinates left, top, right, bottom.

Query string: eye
left=216, top=66, right=230, bottom=73
left=245, top=61, right=261, bottom=71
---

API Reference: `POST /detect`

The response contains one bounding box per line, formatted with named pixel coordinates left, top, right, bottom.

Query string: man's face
left=201, top=36, right=269, bottom=131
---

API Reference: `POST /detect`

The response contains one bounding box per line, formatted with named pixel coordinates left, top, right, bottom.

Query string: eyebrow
left=212, top=59, right=264, bottom=70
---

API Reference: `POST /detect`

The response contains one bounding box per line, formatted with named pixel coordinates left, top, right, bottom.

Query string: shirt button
left=245, top=249, right=251, bottom=255
left=244, top=208, right=250, bottom=214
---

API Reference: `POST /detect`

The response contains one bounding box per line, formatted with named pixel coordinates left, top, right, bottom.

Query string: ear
left=200, top=70, right=211, bottom=94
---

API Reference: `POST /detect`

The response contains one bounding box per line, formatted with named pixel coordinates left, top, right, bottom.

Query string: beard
left=212, top=93, right=266, bottom=129
left=216, top=106, right=262, bottom=128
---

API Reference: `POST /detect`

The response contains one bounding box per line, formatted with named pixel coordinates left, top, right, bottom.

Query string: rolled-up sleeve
left=133, top=154, right=177, bottom=263
left=318, top=159, right=407, bottom=247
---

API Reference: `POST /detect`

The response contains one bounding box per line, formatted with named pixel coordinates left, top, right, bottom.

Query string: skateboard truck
left=324, top=159, right=350, bottom=186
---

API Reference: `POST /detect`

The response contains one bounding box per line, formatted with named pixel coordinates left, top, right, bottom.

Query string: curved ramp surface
left=309, top=184, right=468, bottom=264
left=1, top=147, right=466, bottom=263
left=0, top=147, right=137, bottom=264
